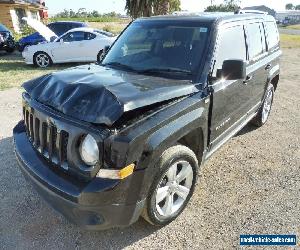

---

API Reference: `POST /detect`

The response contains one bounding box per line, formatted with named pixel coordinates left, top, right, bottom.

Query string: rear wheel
left=142, top=145, right=198, bottom=226
left=34, top=52, right=52, bottom=68
left=251, top=84, right=274, bottom=127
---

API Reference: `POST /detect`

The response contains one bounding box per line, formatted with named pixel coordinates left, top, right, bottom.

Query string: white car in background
left=22, top=17, right=117, bottom=68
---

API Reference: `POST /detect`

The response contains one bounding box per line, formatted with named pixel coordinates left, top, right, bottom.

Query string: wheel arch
left=143, top=106, right=208, bottom=169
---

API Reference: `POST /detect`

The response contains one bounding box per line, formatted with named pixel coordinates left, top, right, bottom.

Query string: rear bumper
left=13, top=121, right=145, bottom=230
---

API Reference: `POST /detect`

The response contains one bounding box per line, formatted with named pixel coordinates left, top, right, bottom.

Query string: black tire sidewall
left=146, top=146, right=198, bottom=226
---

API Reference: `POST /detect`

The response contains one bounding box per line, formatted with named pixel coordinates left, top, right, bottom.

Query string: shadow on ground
left=0, top=136, right=157, bottom=249
left=235, top=123, right=258, bottom=137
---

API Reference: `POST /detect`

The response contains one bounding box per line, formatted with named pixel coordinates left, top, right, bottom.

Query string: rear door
left=208, top=23, right=252, bottom=151
left=244, top=21, right=269, bottom=105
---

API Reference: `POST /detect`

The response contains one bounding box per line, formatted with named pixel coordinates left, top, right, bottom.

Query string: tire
left=251, top=84, right=274, bottom=127
left=142, top=145, right=198, bottom=226
left=33, top=52, right=52, bottom=68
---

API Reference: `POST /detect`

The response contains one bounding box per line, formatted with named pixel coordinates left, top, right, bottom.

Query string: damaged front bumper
left=13, top=121, right=145, bottom=230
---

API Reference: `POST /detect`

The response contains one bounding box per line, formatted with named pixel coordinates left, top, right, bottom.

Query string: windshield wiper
left=102, top=62, right=136, bottom=72
left=138, top=68, right=192, bottom=75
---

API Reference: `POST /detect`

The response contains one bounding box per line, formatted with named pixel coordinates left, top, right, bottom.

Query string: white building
left=276, top=10, right=300, bottom=24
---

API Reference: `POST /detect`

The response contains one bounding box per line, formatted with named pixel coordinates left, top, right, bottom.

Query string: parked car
left=22, top=21, right=116, bottom=67
left=0, top=23, right=15, bottom=53
left=14, top=12, right=281, bottom=229
left=17, top=21, right=88, bottom=52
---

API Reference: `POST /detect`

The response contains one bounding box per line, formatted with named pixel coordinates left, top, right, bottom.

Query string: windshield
left=102, top=20, right=210, bottom=79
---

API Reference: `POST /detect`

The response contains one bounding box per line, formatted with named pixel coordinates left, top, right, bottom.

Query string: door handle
left=243, top=75, right=252, bottom=84
left=265, top=64, right=271, bottom=70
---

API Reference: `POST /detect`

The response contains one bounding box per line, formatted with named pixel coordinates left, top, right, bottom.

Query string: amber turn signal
left=96, top=163, right=135, bottom=179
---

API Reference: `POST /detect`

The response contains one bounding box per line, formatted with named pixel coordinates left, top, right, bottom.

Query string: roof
left=276, top=10, right=300, bottom=15
left=242, top=5, right=276, bottom=16
left=67, top=27, right=96, bottom=33
left=137, top=12, right=275, bottom=24
left=0, top=0, right=46, bottom=9
left=49, top=21, right=87, bottom=25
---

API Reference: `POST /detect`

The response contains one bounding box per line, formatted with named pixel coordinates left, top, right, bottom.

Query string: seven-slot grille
left=23, top=106, right=69, bottom=170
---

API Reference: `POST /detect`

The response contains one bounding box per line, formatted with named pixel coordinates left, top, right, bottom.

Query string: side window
left=213, top=25, right=246, bottom=77
left=62, top=31, right=85, bottom=42
left=85, top=32, right=96, bottom=40
left=246, top=23, right=264, bottom=60
left=265, top=22, right=279, bottom=50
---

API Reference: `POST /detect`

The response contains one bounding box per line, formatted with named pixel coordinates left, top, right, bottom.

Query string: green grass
left=280, top=34, right=300, bottom=48
left=49, top=17, right=126, bottom=23
left=88, top=21, right=129, bottom=34
left=282, top=24, right=300, bottom=30
left=0, top=53, right=70, bottom=90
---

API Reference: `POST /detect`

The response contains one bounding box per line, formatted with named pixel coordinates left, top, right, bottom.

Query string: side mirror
left=104, top=45, right=110, bottom=52
left=97, top=45, right=110, bottom=62
left=59, top=38, right=64, bottom=43
left=221, top=59, right=246, bottom=80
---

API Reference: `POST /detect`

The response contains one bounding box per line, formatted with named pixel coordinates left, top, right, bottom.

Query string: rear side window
left=84, top=32, right=96, bottom=40
left=265, top=21, right=279, bottom=50
left=246, top=22, right=265, bottom=60
left=213, top=25, right=246, bottom=77
left=62, top=31, right=85, bottom=42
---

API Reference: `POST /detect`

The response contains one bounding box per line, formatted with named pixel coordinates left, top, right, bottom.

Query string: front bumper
left=13, top=121, right=145, bottom=230
left=22, top=51, right=33, bottom=64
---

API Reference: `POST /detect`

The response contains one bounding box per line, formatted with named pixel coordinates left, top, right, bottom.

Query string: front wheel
left=251, top=84, right=274, bottom=127
left=34, top=52, right=52, bottom=68
left=142, top=145, right=198, bottom=226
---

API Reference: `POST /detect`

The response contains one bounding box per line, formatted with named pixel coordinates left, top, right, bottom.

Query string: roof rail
left=236, top=10, right=267, bottom=15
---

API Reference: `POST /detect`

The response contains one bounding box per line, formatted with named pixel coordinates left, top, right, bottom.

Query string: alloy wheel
left=36, top=54, right=50, bottom=68
left=155, top=160, right=193, bottom=218
left=262, top=88, right=273, bottom=123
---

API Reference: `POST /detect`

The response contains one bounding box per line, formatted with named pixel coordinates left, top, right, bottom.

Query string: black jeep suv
left=13, top=13, right=281, bottom=229
left=0, top=23, right=15, bottom=53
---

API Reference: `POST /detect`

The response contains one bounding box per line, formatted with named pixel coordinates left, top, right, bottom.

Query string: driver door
left=51, top=31, right=86, bottom=62
left=208, top=23, right=254, bottom=152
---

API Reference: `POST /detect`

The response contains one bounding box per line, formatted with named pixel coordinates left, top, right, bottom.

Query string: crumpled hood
left=23, top=64, right=200, bottom=126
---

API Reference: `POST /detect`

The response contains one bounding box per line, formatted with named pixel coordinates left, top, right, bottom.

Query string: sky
left=46, top=0, right=300, bottom=15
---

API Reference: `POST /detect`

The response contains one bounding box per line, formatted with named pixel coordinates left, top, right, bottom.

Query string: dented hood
left=23, top=64, right=199, bottom=126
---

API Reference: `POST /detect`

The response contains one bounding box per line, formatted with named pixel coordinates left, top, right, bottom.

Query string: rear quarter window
left=264, top=21, right=279, bottom=50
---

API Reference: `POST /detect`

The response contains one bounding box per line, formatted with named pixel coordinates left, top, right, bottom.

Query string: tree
left=285, top=3, right=294, bottom=10
left=204, top=0, right=240, bottom=12
left=295, top=5, right=300, bottom=10
left=125, top=0, right=180, bottom=18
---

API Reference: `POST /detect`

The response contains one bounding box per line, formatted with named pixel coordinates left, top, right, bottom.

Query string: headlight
left=79, top=134, right=99, bottom=166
